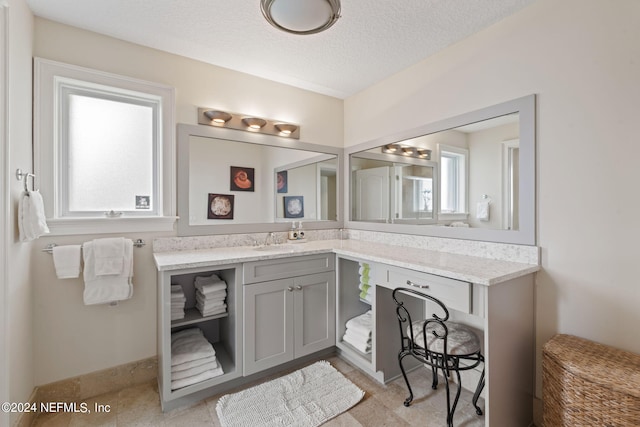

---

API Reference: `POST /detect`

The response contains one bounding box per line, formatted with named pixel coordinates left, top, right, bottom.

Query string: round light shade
left=261, top=0, right=341, bottom=35
left=242, top=117, right=267, bottom=129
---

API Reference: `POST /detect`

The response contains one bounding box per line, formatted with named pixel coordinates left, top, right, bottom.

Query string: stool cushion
left=409, top=321, right=481, bottom=356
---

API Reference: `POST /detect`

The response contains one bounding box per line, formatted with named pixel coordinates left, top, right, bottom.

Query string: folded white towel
left=344, top=327, right=371, bottom=343
left=172, top=354, right=218, bottom=373
left=476, top=200, right=490, bottom=221
left=52, top=244, right=82, bottom=279
left=171, top=335, right=217, bottom=366
left=18, top=190, right=50, bottom=242
left=343, top=333, right=371, bottom=354
left=82, top=239, right=133, bottom=305
left=93, top=237, right=125, bottom=276
left=194, top=273, right=222, bottom=286
left=196, top=304, right=227, bottom=317
left=196, top=294, right=225, bottom=307
left=171, top=366, right=224, bottom=390
left=195, top=281, right=227, bottom=295
left=196, top=289, right=227, bottom=300
left=171, top=327, right=202, bottom=344
left=172, top=359, right=219, bottom=380
left=345, top=311, right=372, bottom=335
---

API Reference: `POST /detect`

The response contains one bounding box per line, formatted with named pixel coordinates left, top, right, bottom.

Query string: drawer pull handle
left=287, top=286, right=294, bottom=292
left=295, top=285, right=302, bottom=291
left=407, top=280, right=430, bottom=289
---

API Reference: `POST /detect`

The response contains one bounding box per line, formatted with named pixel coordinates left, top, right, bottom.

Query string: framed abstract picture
left=230, top=166, right=254, bottom=192
left=284, top=196, right=304, bottom=218
left=277, top=170, right=288, bottom=193
left=208, top=193, right=234, bottom=219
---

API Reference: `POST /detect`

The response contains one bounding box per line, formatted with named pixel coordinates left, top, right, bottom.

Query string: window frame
left=34, top=58, right=176, bottom=235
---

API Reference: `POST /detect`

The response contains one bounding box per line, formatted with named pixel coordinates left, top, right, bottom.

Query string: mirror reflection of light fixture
left=203, top=110, right=232, bottom=124
left=381, top=143, right=431, bottom=160
left=275, top=123, right=298, bottom=135
left=260, top=0, right=341, bottom=35
left=242, top=117, right=268, bottom=130
left=382, top=143, right=399, bottom=153
left=198, top=107, right=300, bottom=139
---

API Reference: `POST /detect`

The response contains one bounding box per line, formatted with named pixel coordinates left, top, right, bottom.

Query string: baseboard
left=34, top=356, right=157, bottom=405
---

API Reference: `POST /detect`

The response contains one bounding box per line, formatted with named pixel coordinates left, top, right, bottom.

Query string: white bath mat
left=216, top=360, right=364, bottom=427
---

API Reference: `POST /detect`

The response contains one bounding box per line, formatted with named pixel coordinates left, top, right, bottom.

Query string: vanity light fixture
left=198, top=107, right=301, bottom=139
left=203, top=110, right=232, bottom=124
left=275, top=123, right=298, bottom=135
left=242, top=117, right=267, bottom=130
left=260, top=0, right=341, bottom=36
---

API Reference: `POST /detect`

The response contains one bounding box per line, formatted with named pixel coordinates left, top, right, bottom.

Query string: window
left=35, top=58, right=176, bottom=235
left=439, top=145, right=468, bottom=216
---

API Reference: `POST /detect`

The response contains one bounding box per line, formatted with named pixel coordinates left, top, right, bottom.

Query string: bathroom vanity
left=154, top=238, right=539, bottom=426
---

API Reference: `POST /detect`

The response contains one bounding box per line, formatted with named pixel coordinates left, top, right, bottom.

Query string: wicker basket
left=542, top=334, right=640, bottom=427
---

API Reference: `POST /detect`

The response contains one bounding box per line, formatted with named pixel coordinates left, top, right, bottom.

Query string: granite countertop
left=153, top=239, right=539, bottom=286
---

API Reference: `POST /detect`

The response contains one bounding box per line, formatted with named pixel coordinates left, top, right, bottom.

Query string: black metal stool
left=393, top=286, right=485, bottom=427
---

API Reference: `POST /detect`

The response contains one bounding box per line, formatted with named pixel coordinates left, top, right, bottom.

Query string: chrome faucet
left=264, top=232, right=275, bottom=246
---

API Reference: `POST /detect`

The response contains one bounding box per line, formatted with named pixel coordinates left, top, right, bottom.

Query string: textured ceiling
left=26, top=0, right=535, bottom=99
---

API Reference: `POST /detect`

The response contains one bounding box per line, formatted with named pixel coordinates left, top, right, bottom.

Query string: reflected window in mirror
left=439, top=145, right=468, bottom=217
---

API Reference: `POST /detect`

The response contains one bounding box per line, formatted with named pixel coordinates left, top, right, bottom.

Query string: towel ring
left=15, top=169, right=36, bottom=193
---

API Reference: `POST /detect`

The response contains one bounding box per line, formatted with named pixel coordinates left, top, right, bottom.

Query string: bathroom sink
left=253, top=244, right=297, bottom=252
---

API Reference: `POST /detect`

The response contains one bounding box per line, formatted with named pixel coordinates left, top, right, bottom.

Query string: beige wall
left=4, top=0, right=35, bottom=425
left=345, top=0, right=640, bottom=417
left=32, top=18, right=343, bottom=385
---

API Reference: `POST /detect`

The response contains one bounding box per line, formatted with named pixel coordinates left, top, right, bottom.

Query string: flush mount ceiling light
left=242, top=117, right=268, bottom=130
left=261, top=0, right=341, bottom=35
left=203, top=110, right=232, bottom=124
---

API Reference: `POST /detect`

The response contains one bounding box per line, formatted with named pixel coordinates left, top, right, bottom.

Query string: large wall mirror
left=345, top=95, right=535, bottom=245
left=177, top=124, right=342, bottom=236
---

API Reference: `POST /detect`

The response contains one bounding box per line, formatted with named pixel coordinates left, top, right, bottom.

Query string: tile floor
left=31, top=356, right=484, bottom=426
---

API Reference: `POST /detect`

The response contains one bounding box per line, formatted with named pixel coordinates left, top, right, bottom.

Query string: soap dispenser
left=297, top=221, right=305, bottom=240
left=288, top=221, right=298, bottom=240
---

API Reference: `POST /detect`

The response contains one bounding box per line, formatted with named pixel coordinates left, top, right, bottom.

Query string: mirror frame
left=344, top=95, right=536, bottom=245
left=177, top=123, right=344, bottom=236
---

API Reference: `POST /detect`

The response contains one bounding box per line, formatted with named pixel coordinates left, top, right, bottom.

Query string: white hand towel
left=82, top=239, right=133, bottom=305
left=194, top=273, right=222, bottom=286
left=52, top=245, right=82, bottom=279
left=171, top=336, right=217, bottom=366
left=171, top=327, right=203, bottom=344
left=93, top=237, right=125, bottom=276
left=171, top=355, right=218, bottom=373
left=170, top=366, right=224, bottom=390
left=476, top=200, right=490, bottom=221
left=195, top=281, right=227, bottom=294
left=172, top=359, right=219, bottom=380
left=196, top=289, right=226, bottom=301
left=18, top=190, right=50, bottom=242
left=345, top=311, right=372, bottom=335
left=343, top=333, right=372, bottom=354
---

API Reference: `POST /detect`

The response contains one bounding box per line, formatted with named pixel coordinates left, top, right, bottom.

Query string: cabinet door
left=243, top=278, right=294, bottom=376
left=293, top=272, right=336, bottom=358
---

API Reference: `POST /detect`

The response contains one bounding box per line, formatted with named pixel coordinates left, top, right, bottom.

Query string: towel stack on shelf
left=171, top=285, right=186, bottom=321
left=194, top=273, right=227, bottom=317
left=343, top=310, right=372, bottom=354
left=171, top=328, right=224, bottom=390
left=358, top=263, right=372, bottom=304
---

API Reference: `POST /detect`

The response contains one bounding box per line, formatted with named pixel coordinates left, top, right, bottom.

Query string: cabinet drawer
left=384, top=266, right=471, bottom=314
left=243, top=253, right=335, bottom=284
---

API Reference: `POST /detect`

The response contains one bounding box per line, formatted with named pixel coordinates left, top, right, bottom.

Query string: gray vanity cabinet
left=243, top=254, right=336, bottom=376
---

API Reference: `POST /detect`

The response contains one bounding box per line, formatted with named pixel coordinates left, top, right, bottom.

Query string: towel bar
left=42, top=239, right=146, bottom=254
